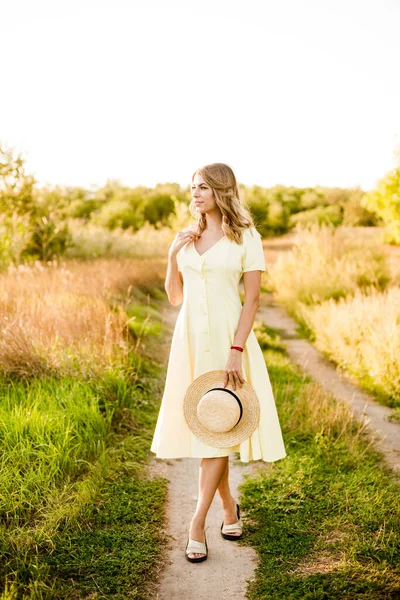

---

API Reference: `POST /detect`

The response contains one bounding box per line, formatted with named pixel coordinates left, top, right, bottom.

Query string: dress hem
left=150, top=448, right=287, bottom=464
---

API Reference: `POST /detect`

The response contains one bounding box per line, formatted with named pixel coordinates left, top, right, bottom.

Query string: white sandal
left=185, top=533, right=208, bottom=563
left=221, top=503, right=243, bottom=540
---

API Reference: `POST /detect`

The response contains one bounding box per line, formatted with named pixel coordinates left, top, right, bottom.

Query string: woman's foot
left=187, top=516, right=206, bottom=560
left=221, top=496, right=242, bottom=537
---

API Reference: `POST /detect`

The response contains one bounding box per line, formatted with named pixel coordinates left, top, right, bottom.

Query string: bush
left=0, top=145, right=71, bottom=265
left=243, top=185, right=376, bottom=236
left=289, top=204, right=343, bottom=228
left=64, top=187, right=104, bottom=219
left=22, top=216, right=71, bottom=261
left=143, top=193, right=176, bottom=227
left=91, top=199, right=145, bottom=231
left=383, top=220, right=400, bottom=244
left=364, top=166, right=400, bottom=225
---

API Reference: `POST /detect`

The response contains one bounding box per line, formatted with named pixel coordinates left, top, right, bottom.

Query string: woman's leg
left=217, top=458, right=241, bottom=535
left=188, top=456, right=228, bottom=559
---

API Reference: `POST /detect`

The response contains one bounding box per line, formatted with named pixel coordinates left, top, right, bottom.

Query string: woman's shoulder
left=241, top=225, right=262, bottom=242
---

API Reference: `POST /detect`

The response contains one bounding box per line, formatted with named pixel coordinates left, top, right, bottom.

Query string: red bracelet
left=230, top=345, right=243, bottom=352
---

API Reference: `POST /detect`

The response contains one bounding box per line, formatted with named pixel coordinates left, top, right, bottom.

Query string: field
left=0, top=225, right=399, bottom=598
left=0, top=258, right=170, bottom=598
left=262, top=226, right=400, bottom=412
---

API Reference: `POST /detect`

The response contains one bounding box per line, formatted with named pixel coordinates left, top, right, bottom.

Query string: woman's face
left=191, top=173, right=217, bottom=213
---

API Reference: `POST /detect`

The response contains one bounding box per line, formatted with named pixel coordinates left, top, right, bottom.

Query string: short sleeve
left=241, top=227, right=266, bottom=273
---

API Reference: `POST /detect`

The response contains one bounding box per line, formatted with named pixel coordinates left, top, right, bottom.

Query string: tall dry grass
left=267, top=224, right=400, bottom=406
left=268, top=224, right=390, bottom=311
left=0, top=258, right=166, bottom=378
left=299, top=287, right=400, bottom=404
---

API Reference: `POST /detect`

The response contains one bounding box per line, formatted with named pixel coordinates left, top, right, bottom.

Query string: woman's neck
left=204, top=211, right=223, bottom=231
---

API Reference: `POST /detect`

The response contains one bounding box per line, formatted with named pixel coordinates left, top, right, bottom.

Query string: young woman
left=150, top=163, right=286, bottom=561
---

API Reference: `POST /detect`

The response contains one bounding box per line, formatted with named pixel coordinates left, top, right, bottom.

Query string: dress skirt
left=150, top=226, right=287, bottom=463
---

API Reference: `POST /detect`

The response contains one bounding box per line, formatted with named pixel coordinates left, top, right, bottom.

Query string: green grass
left=0, top=310, right=169, bottom=598
left=42, top=470, right=167, bottom=599
left=253, top=321, right=287, bottom=353
left=126, top=302, right=163, bottom=338
left=239, top=344, right=400, bottom=599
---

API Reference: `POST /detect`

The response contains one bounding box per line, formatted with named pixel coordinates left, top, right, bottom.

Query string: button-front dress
left=150, top=226, right=286, bottom=462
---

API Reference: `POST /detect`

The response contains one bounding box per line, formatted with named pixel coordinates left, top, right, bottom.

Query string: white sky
left=1, top=0, right=399, bottom=191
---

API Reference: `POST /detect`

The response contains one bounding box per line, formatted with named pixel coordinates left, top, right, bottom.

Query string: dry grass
left=266, top=225, right=400, bottom=406
left=299, top=286, right=400, bottom=404
left=277, top=376, right=374, bottom=458
left=287, top=530, right=346, bottom=577
left=267, top=224, right=390, bottom=309
left=0, top=258, right=166, bottom=378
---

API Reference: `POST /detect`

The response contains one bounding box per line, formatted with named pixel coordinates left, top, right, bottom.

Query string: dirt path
left=148, top=304, right=261, bottom=600
left=149, top=455, right=260, bottom=600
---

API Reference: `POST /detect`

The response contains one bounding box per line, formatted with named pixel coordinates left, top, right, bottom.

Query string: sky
left=1, top=0, right=399, bottom=192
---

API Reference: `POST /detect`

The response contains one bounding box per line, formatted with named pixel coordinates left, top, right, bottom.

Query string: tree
left=0, top=142, right=70, bottom=263
left=363, top=166, right=400, bottom=224
left=0, top=142, right=35, bottom=214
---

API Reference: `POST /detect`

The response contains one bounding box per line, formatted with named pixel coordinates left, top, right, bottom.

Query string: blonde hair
left=189, top=162, right=256, bottom=244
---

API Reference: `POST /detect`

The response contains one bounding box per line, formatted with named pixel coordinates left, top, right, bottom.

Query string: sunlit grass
left=0, top=257, right=169, bottom=597
left=266, top=224, right=400, bottom=407
left=0, top=258, right=165, bottom=378
left=268, top=224, right=390, bottom=308
left=299, top=286, right=400, bottom=406
left=240, top=345, right=400, bottom=599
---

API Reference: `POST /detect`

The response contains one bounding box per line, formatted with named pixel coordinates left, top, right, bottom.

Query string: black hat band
left=207, top=387, right=243, bottom=428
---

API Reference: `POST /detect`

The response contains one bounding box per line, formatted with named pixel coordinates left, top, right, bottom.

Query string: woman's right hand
left=169, top=228, right=200, bottom=256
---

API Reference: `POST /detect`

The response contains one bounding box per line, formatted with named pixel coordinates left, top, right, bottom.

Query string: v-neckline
left=193, top=234, right=226, bottom=257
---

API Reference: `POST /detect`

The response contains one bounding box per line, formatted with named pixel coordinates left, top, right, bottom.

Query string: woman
left=150, top=163, right=286, bottom=561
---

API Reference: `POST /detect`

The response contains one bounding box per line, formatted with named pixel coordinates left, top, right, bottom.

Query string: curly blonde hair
left=189, top=162, right=256, bottom=244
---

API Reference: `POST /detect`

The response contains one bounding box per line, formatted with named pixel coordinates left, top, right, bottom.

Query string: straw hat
left=183, top=370, right=260, bottom=448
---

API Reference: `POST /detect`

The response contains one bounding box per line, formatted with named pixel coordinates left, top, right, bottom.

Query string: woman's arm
left=233, top=270, right=261, bottom=347
left=165, top=251, right=184, bottom=306
left=223, top=270, right=261, bottom=390
left=165, top=229, right=200, bottom=306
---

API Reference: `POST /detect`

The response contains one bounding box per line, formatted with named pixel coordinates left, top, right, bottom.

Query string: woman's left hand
left=223, top=349, right=245, bottom=390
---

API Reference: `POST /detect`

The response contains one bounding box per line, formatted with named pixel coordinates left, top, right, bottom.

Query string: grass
left=267, top=225, right=400, bottom=408
left=0, top=258, right=166, bottom=378
left=268, top=224, right=390, bottom=308
left=0, top=358, right=169, bottom=599
left=3, top=229, right=399, bottom=598
left=42, top=475, right=167, bottom=599
left=0, top=258, right=170, bottom=598
left=127, top=302, right=163, bottom=338
left=298, top=287, right=400, bottom=408
left=253, top=320, right=287, bottom=353
left=239, top=338, right=400, bottom=600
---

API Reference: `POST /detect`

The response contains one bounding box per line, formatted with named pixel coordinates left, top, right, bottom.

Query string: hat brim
left=183, top=370, right=260, bottom=448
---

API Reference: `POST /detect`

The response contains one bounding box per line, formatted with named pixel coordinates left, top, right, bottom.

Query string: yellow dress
left=150, top=226, right=286, bottom=462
